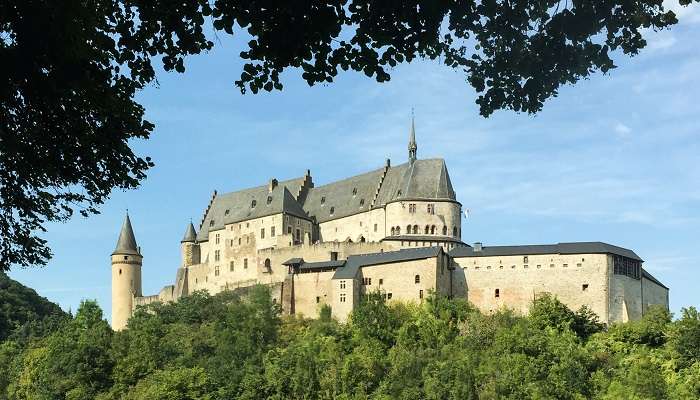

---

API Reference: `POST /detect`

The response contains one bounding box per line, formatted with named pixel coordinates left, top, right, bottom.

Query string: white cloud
left=614, top=122, right=632, bottom=137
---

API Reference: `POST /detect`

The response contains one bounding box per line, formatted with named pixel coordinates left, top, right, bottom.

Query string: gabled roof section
left=333, top=246, right=443, bottom=279
left=305, top=158, right=458, bottom=223
left=197, top=177, right=309, bottom=242
left=113, top=214, right=140, bottom=256
left=449, top=242, right=643, bottom=261
left=303, top=167, right=385, bottom=223
left=374, top=159, right=457, bottom=205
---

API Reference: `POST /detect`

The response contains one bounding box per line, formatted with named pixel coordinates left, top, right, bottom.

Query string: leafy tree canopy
left=1, top=0, right=699, bottom=270
left=1, top=284, right=700, bottom=400
left=0, top=271, right=68, bottom=342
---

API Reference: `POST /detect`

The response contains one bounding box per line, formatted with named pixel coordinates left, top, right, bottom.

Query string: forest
left=1, top=271, right=699, bottom=400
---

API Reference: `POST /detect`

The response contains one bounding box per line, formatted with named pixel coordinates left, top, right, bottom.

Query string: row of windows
left=214, top=259, right=249, bottom=275
left=407, top=203, right=435, bottom=214
left=390, top=225, right=459, bottom=236
left=361, top=275, right=421, bottom=286
left=471, top=263, right=584, bottom=270
left=493, top=284, right=590, bottom=298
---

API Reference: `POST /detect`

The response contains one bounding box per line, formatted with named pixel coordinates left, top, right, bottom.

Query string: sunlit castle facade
left=110, top=119, right=669, bottom=330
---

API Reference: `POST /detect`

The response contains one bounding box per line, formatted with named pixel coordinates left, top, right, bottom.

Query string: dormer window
left=359, top=198, right=365, bottom=206
left=251, top=200, right=257, bottom=208
left=397, top=190, right=402, bottom=196
left=209, top=220, right=215, bottom=227
left=352, top=188, right=357, bottom=196
left=330, top=206, right=335, bottom=215
left=224, top=209, right=230, bottom=216
left=267, top=196, right=272, bottom=205
left=321, top=196, right=326, bottom=205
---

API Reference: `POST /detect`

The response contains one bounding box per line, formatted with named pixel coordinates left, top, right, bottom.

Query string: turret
left=181, top=221, right=200, bottom=267
left=111, top=213, right=142, bottom=331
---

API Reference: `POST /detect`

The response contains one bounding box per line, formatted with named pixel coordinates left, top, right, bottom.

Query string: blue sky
left=9, top=3, right=700, bottom=321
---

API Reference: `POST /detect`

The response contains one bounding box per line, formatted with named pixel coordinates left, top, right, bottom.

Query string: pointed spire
left=181, top=221, right=197, bottom=243
left=408, top=109, right=417, bottom=163
left=113, top=213, right=140, bottom=255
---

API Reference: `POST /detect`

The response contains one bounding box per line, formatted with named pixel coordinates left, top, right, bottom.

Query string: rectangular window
left=495, top=288, right=500, bottom=298
left=419, top=289, right=424, bottom=299
left=215, top=266, right=220, bottom=276
left=229, top=261, right=234, bottom=272
left=340, top=293, right=346, bottom=303
left=330, top=251, right=338, bottom=261
left=577, top=263, right=582, bottom=268
left=563, top=263, right=568, bottom=268
left=214, top=250, right=220, bottom=261
left=244, top=258, right=248, bottom=269
left=387, top=292, right=392, bottom=299
left=287, top=226, right=292, bottom=234
left=316, top=296, right=320, bottom=303
left=340, top=280, right=346, bottom=289
left=374, top=223, right=378, bottom=232
left=379, top=278, right=383, bottom=285
left=260, top=228, right=265, bottom=239
left=523, top=256, right=529, bottom=263
left=215, top=233, right=220, bottom=244
left=271, top=226, right=276, bottom=237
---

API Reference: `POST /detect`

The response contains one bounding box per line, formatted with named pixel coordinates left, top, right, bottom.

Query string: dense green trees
left=0, top=280, right=699, bottom=399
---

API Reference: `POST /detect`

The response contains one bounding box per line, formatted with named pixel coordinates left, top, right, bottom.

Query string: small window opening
left=251, top=200, right=256, bottom=208
left=495, top=289, right=500, bottom=298
left=582, top=284, right=589, bottom=291
left=415, top=274, right=420, bottom=284
left=267, top=196, right=272, bottom=205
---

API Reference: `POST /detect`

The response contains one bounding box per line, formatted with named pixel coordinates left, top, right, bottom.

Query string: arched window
left=442, top=226, right=447, bottom=235
left=453, top=226, right=458, bottom=236
left=396, top=226, right=401, bottom=235
left=359, top=236, right=366, bottom=243
left=391, top=227, right=396, bottom=236
left=430, top=225, right=436, bottom=234
left=264, top=258, right=271, bottom=271
left=415, top=274, right=420, bottom=284
left=406, top=225, right=411, bottom=234
left=424, top=225, right=429, bottom=234
left=413, top=225, right=419, bottom=234
left=251, top=200, right=257, bottom=208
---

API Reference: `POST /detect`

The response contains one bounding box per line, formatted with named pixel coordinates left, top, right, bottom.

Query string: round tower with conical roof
left=181, top=221, right=200, bottom=267
left=111, top=213, right=142, bottom=331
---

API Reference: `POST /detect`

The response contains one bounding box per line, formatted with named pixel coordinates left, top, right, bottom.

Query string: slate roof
left=642, top=269, right=669, bottom=290
left=303, top=166, right=386, bottom=223
left=299, top=260, right=346, bottom=271
left=197, top=178, right=310, bottom=242
left=196, top=157, right=458, bottom=236
left=304, top=158, right=457, bottom=223
left=181, top=222, right=197, bottom=243
left=113, top=214, right=140, bottom=256
left=449, top=242, right=643, bottom=261
left=333, top=246, right=443, bottom=279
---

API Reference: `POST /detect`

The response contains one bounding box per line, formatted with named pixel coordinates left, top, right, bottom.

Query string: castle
left=111, top=119, right=669, bottom=330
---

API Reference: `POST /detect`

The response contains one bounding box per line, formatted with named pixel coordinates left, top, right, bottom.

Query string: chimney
left=473, top=242, right=483, bottom=252
left=268, top=178, right=278, bottom=192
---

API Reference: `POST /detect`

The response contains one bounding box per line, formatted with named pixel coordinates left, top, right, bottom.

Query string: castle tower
left=181, top=221, right=200, bottom=267
left=111, top=213, right=142, bottom=331
left=408, top=113, right=418, bottom=163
